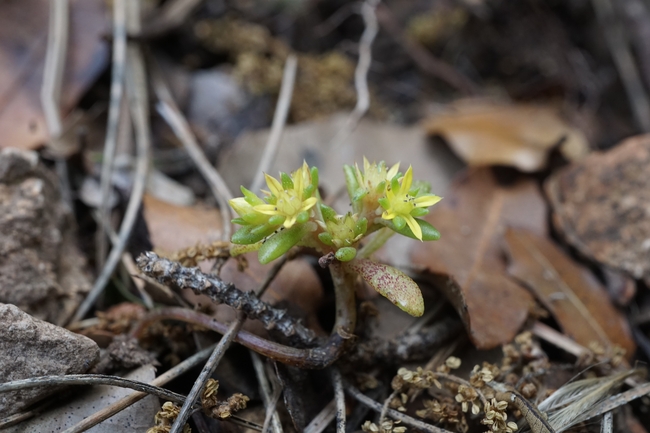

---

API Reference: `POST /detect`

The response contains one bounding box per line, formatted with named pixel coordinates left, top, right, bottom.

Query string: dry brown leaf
left=422, top=100, right=588, bottom=171
left=411, top=168, right=544, bottom=349
left=142, top=194, right=222, bottom=254
left=504, top=228, right=635, bottom=357
left=546, top=134, right=650, bottom=282
left=0, top=0, right=108, bottom=150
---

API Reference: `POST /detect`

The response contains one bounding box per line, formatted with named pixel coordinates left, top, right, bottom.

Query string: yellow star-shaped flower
left=253, top=162, right=318, bottom=229
left=379, top=166, right=441, bottom=240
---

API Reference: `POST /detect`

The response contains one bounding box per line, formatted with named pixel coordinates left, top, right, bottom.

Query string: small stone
left=0, top=303, right=100, bottom=415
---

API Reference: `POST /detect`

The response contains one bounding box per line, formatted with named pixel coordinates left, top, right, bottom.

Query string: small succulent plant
left=229, top=159, right=441, bottom=316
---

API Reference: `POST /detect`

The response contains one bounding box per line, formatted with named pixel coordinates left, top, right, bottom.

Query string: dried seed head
left=445, top=356, right=461, bottom=369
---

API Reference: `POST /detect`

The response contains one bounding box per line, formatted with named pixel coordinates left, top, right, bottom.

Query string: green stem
left=357, top=226, right=395, bottom=259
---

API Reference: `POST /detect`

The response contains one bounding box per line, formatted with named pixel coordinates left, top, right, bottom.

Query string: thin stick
left=71, top=0, right=151, bottom=323
left=250, top=55, right=298, bottom=193
left=379, top=390, right=397, bottom=425
left=592, top=0, right=650, bottom=132
left=151, top=61, right=234, bottom=240
left=304, top=400, right=337, bottom=433
left=331, top=368, right=346, bottom=433
left=531, top=321, right=590, bottom=358
left=169, top=313, right=245, bottom=433
left=41, top=0, right=73, bottom=209
left=330, top=0, right=379, bottom=149
left=345, top=383, right=453, bottom=433
left=0, top=375, right=187, bottom=404
left=252, top=352, right=284, bottom=433
left=601, top=411, right=613, bottom=433
left=97, top=0, right=127, bottom=269
left=61, top=343, right=216, bottom=433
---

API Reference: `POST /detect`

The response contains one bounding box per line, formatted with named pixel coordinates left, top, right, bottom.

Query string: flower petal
left=401, top=166, right=413, bottom=194
left=414, top=194, right=442, bottom=207
left=300, top=196, right=318, bottom=211
left=253, top=204, right=281, bottom=215
left=404, top=214, right=422, bottom=240
left=264, top=173, right=283, bottom=196
left=387, top=162, right=400, bottom=180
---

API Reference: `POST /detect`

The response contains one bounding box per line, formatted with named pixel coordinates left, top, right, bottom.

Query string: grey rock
left=0, top=148, right=91, bottom=325
left=0, top=303, right=100, bottom=415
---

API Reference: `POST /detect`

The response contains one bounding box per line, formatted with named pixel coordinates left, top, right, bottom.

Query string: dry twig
left=97, top=0, right=127, bottom=269
left=72, top=0, right=151, bottom=323
left=0, top=374, right=187, bottom=404
left=250, top=55, right=298, bottom=193
left=169, top=313, right=245, bottom=433
left=330, top=0, right=379, bottom=149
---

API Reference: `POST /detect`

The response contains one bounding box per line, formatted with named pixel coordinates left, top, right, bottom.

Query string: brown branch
left=131, top=307, right=347, bottom=369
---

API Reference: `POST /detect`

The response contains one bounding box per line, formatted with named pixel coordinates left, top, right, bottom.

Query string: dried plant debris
left=147, top=401, right=191, bottom=433
left=354, top=325, right=650, bottom=433
left=545, top=134, right=650, bottom=281
left=0, top=148, right=91, bottom=325
left=201, top=379, right=250, bottom=420
left=193, top=17, right=360, bottom=122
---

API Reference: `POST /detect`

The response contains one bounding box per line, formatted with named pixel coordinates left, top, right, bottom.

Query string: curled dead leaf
left=423, top=100, right=588, bottom=171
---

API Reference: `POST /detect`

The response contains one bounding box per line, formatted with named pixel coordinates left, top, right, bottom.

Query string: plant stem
left=357, top=227, right=395, bottom=259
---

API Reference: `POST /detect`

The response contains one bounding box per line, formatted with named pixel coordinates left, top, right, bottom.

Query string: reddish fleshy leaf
left=348, top=259, right=424, bottom=317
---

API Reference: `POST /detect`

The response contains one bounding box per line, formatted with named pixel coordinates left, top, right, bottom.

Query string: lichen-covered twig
left=136, top=252, right=316, bottom=345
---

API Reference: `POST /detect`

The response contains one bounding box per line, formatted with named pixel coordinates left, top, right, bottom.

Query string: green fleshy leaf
left=296, top=211, right=310, bottom=224
left=268, top=215, right=286, bottom=226
left=280, top=172, right=293, bottom=189
left=378, top=197, right=390, bottom=210
left=375, top=180, right=386, bottom=194
left=318, top=232, right=334, bottom=246
left=231, top=217, right=248, bottom=225
left=384, top=218, right=441, bottom=241
left=348, top=259, right=424, bottom=316
left=393, top=215, right=406, bottom=230
left=303, top=184, right=315, bottom=200
left=241, top=186, right=264, bottom=206
left=343, top=165, right=360, bottom=200
left=410, top=208, right=429, bottom=218
left=231, top=225, right=275, bottom=245
left=352, top=189, right=367, bottom=203
left=355, top=217, right=368, bottom=236
left=320, top=204, right=337, bottom=222
left=258, top=224, right=305, bottom=264
left=310, top=166, right=319, bottom=188
left=230, top=242, right=262, bottom=256
left=390, top=177, right=400, bottom=193
left=335, top=247, right=357, bottom=262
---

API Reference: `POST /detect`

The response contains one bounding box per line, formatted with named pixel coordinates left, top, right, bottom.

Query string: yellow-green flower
left=253, top=162, right=318, bottom=229
left=355, top=157, right=400, bottom=194
left=379, top=166, right=441, bottom=240
left=318, top=212, right=367, bottom=249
